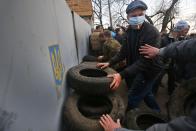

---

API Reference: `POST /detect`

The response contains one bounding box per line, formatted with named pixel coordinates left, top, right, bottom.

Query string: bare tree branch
left=145, top=15, right=154, bottom=25
left=161, top=0, right=179, bottom=32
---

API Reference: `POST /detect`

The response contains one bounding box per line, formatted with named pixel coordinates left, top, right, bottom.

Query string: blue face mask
left=128, top=15, right=145, bottom=26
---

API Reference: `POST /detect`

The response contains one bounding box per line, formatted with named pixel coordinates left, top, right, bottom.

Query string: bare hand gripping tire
left=67, top=62, right=116, bottom=95
left=168, top=78, right=196, bottom=120
left=126, top=109, right=167, bottom=130
left=64, top=92, right=125, bottom=131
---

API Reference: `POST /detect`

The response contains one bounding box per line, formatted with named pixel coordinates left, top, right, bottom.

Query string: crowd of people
left=87, top=0, right=196, bottom=131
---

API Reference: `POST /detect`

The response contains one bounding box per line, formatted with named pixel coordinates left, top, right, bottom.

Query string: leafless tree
left=92, top=0, right=104, bottom=25
left=93, top=0, right=181, bottom=31
left=161, top=0, right=179, bottom=32
left=110, top=0, right=130, bottom=27
left=149, top=0, right=180, bottom=32
left=92, top=0, right=117, bottom=27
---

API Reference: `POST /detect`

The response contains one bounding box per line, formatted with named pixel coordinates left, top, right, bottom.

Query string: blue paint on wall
left=49, top=45, right=64, bottom=86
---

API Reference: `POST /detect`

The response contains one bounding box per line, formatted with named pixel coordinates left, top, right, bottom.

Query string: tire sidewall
left=64, top=92, right=125, bottom=131
left=67, top=62, right=116, bottom=95
left=127, top=109, right=167, bottom=130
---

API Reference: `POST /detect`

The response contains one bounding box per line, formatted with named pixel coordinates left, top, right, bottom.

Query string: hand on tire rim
left=97, top=62, right=110, bottom=69
left=107, top=73, right=122, bottom=90
left=99, top=114, right=121, bottom=131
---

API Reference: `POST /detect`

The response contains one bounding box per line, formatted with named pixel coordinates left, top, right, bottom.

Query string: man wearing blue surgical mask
left=97, top=0, right=163, bottom=112
left=127, top=8, right=145, bottom=29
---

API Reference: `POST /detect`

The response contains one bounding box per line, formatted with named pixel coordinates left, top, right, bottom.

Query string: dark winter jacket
left=161, top=34, right=175, bottom=48
left=159, top=39, right=196, bottom=62
left=159, top=38, right=196, bottom=79
left=115, top=34, right=125, bottom=45
left=109, top=22, right=163, bottom=79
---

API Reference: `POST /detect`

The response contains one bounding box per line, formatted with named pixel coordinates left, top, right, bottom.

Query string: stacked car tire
left=126, top=109, right=167, bottom=130
left=64, top=62, right=126, bottom=131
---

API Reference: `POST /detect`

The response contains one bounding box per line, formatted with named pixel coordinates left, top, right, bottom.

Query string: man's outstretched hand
left=139, top=44, right=160, bottom=59
left=107, top=73, right=121, bottom=90
left=99, top=114, right=121, bottom=131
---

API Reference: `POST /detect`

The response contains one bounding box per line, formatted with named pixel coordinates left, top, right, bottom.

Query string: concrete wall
left=0, top=0, right=91, bottom=131
left=73, top=12, right=92, bottom=63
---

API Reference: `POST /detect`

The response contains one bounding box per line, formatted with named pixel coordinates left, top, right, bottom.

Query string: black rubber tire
left=78, top=95, right=112, bottom=117
left=168, top=78, right=196, bottom=120
left=126, top=109, right=167, bottom=130
left=67, top=62, right=116, bottom=95
left=82, top=55, right=98, bottom=62
left=64, top=92, right=126, bottom=131
left=78, top=81, right=128, bottom=116
left=115, top=80, right=128, bottom=109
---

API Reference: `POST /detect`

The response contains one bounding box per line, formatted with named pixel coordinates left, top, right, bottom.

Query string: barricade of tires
left=64, top=62, right=126, bottom=131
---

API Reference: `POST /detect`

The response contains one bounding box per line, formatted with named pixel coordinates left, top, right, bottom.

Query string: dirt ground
left=155, top=75, right=170, bottom=116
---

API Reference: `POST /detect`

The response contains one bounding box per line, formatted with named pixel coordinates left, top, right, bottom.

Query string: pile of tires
left=168, top=78, right=196, bottom=120
left=64, top=62, right=126, bottom=131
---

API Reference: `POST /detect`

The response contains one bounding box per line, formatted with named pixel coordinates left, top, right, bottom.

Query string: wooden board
left=66, top=0, right=93, bottom=16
